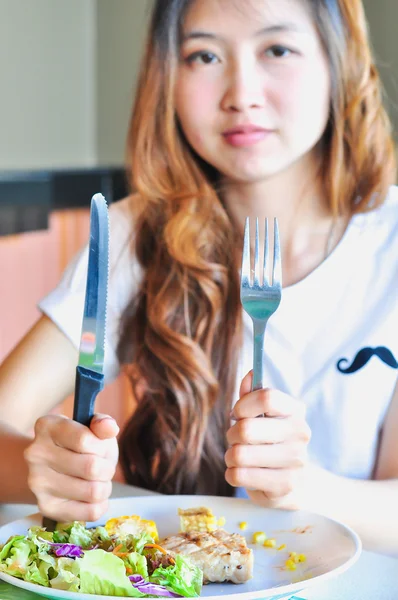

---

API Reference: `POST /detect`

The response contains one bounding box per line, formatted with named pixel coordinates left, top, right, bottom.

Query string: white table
left=1, top=482, right=398, bottom=600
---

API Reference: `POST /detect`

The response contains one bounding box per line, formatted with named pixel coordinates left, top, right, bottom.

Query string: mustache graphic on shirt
left=337, top=346, right=398, bottom=374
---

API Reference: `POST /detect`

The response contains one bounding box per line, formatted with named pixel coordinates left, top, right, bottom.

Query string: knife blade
left=42, top=192, right=109, bottom=531
left=73, top=192, right=109, bottom=424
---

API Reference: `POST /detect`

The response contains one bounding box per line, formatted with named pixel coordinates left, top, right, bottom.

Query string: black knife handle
left=73, top=366, right=105, bottom=426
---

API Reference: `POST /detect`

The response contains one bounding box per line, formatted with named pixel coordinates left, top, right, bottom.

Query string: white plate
left=0, top=495, right=361, bottom=600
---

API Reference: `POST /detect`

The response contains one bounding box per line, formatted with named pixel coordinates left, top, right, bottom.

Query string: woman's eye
left=265, top=45, right=293, bottom=58
left=186, top=51, right=219, bottom=65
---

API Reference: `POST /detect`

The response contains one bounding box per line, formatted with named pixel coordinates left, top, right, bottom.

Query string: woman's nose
left=221, top=62, right=265, bottom=112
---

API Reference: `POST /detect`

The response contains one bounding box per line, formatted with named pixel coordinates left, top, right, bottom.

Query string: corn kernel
left=277, top=544, right=286, bottom=551
left=298, top=554, right=307, bottom=563
left=285, top=559, right=297, bottom=571
left=263, top=538, right=276, bottom=548
left=252, top=531, right=267, bottom=544
left=289, top=551, right=299, bottom=563
left=239, top=521, right=248, bottom=531
left=217, top=517, right=226, bottom=527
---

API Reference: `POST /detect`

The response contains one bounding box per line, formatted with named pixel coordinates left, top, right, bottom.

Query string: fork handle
left=252, top=321, right=266, bottom=391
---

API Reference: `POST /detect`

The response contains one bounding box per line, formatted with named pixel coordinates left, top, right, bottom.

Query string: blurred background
left=0, top=0, right=397, bottom=418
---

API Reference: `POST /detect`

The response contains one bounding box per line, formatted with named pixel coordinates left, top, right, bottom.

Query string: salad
left=0, top=517, right=202, bottom=597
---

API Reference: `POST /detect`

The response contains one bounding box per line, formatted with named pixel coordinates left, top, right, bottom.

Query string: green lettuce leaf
left=131, top=532, right=154, bottom=554
left=126, top=551, right=148, bottom=579
left=85, top=525, right=112, bottom=551
left=92, top=525, right=110, bottom=540
left=24, top=562, right=49, bottom=587
left=0, top=537, right=36, bottom=579
left=28, top=526, right=53, bottom=544
left=68, top=522, right=93, bottom=548
left=77, top=549, right=144, bottom=597
left=49, top=557, right=80, bottom=592
left=150, top=554, right=202, bottom=597
left=27, top=527, right=55, bottom=556
left=0, top=536, right=26, bottom=561
left=37, top=551, right=56, bottom=581
left=52, top=530, right=69, bottom=544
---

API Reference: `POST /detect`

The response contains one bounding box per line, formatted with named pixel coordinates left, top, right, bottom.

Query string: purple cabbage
left=52, top=544, right=84, bottom=558
left=38, top=537, right=84, bottom=558
left=129, top=575, right=182, bottom=597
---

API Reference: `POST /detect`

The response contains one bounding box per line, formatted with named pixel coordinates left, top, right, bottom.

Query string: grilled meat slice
left=160, top=528, right=253, bottom=584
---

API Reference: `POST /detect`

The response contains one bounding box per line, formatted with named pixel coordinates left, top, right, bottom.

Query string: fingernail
left=92, top=415, right=113, bottom=424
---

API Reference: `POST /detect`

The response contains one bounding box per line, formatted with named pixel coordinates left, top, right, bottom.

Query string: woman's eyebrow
left=182, top=23, right=304, bottom=42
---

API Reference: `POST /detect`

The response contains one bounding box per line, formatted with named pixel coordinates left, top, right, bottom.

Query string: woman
left=0, top=0, right=397, bottom=554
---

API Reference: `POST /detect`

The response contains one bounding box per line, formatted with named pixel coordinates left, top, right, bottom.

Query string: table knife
left=42, top=192, right=109, bottom=531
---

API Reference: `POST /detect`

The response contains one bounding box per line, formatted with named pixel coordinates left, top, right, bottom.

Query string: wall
left=363, top=0, right=398, bottom=139
left=0, top=0, right=97, bottom=169
left=96, top=0, right=151, bottom=165
left=0, top=0, right=150, bottom=171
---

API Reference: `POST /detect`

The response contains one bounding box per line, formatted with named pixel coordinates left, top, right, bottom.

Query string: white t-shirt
left=39, top=187, right=398, bottom=481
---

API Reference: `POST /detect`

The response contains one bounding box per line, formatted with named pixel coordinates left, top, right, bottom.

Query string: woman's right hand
left=24, top=413, right=119, bottom=523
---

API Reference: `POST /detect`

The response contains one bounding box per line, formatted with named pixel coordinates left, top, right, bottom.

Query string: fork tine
left=272, top=217, right=282, bottom=287
left=263, top=218, right=270, bottom=286
left=240, top=216, right=282, bottom=394
left=241, top=217, right=251, bottom=289
left=254, top=218, right=260, bottom=287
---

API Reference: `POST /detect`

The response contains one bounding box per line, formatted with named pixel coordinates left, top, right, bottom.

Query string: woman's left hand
left=225, top=371, right=313, bottom=509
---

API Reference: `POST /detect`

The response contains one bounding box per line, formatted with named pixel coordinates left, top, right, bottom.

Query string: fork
left=240, top=217, right=282, bottom=392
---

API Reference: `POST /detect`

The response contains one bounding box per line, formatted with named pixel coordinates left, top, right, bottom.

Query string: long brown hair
left=310, top=0, right=396, bottom=214
left=117, top=0, right=397, bottom=495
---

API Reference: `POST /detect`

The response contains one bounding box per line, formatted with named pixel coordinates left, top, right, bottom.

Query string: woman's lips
left=222, top=125, right=272, bottom=148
